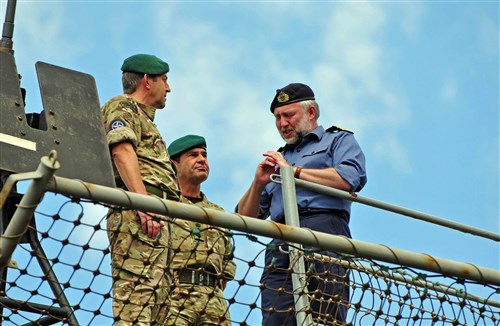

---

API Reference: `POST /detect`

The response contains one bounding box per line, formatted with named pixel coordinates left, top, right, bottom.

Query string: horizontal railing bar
left=45, top=175, right=500, bottom=287
left=310, top=252, right=500, bottom=309
left=270, top=175, right=500, bottom=242
left=0, top=296, right=71, bottom=317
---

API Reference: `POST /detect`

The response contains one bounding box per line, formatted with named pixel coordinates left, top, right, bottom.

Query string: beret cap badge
left=277, top=91, right=290, bottom=103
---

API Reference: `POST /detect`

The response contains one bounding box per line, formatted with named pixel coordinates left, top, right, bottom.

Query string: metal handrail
left=42, top=172, right=499, bottom=286
left=269, top=174, right=500, bottom=242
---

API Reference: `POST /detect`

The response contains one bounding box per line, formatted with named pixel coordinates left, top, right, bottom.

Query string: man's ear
left=143, top=74, right=151, bottom=90
left=308, top=105, right=317, bottom=120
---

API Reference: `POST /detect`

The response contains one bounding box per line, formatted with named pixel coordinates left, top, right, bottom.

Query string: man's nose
left=278, top=118, right=288, bottom=128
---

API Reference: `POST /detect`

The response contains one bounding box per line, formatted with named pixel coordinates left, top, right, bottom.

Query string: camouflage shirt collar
left=182, top=191, right=206, bottom=204
left=124, top=95, right=156, bottom=122
left=139, top=103, right=156, bottom=122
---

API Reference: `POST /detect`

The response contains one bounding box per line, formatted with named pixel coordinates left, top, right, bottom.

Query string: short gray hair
left=301, top=100, right=320, bottom=120
left=122, top=72, right=143, bottom=94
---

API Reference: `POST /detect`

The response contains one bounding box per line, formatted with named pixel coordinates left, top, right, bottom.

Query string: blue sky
left=1, top=0, right=498, bottom=324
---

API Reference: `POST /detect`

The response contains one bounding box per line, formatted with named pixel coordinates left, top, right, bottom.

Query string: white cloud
left=2, top=1, right=423, bottom=206
left=14, top=2, right=87, bottom=64
left=151, top=5, right=287, bottom=195
left=311, top=3, right=414, bottom=171
left=373, top=136, right=412, bottom=173
left=397, top=2, right=425, bottom=39
left=147, top=2, right=419, bottom=197
left=477, top=4, right=499, bottom=58
left=440, top=77, right=458, bottom=103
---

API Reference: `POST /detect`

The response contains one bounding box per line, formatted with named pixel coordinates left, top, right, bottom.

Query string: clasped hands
left=255, top=151, right=292, bottom=184
left=138, top=211, right=165, bottom=239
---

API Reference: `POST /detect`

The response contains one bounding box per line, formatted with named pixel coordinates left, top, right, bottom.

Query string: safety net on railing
left=0, top=194, right=498, bottom=326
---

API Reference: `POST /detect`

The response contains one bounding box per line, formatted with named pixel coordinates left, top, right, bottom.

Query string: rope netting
left=0, top=195, right=498, bottom=325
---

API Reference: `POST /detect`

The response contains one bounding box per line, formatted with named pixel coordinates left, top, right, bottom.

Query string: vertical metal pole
left=0, top=151, right=79, bottom=325
left=0, top=194, right=9, bottom=323
left=281, top=166, right=313, bottom=326
left=0, top=151, right=59, bottom=267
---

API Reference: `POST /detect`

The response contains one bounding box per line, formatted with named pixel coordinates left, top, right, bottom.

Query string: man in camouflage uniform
left=101, top=54, right=181, bottom=325
left=160, top=135, right=236, bottom=326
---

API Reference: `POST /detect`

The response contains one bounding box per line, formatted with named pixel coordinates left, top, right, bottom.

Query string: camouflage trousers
left=107, top=209, right=172, bottom=326
left=160, top=283, right=231, bottom=326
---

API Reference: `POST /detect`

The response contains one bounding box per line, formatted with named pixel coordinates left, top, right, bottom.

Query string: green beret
left=121, top=54, right=169, bottom=75
left=168, top=135, right=206, bottom=157
left=270, top=83, right=315, bottom=113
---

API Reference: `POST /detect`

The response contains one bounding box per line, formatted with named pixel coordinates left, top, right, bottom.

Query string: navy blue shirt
left=258, top=125, right=367, bottom=222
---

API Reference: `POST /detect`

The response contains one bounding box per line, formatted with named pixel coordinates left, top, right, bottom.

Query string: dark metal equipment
left=0, top=0, right=115, bottom=324
left=0, top=53, right=115, bottom=187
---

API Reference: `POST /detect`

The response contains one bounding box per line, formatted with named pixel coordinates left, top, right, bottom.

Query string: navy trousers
left=260, top=213, right=351, bottom=326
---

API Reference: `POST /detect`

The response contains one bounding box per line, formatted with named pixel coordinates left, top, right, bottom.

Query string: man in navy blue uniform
left=237, top=83, right=367, bottom=325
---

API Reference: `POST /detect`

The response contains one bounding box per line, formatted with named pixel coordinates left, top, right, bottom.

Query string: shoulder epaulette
left=326, top=125, right=354, bottom=134
left=277, top=146, right=285, bottom=152
left=119, top=100, right=139, bottom=114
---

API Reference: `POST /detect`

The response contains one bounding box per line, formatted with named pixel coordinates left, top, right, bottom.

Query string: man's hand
left=262, top=151, right=291, bottom=171
left=254, top=159, right=277, bottom=186
left=254, top=151, right=290, bottom=185
left=262, top=150, right=352, bottom=191
left=138, top=211, right=165, bottom=239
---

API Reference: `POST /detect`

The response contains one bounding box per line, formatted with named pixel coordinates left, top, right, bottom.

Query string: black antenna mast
left=0, top=0, right=16, bottom=54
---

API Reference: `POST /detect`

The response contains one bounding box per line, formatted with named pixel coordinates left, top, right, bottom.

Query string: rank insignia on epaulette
left=120, top=101, right=138, bottom=113
left=326, top=125, right=353, bottom=134
left=277, top=91, right=289, bottom=103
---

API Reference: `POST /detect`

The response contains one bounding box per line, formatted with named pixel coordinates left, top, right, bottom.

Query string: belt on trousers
left=145, top=184, right=169, bottom=199
left=298, top=208, right=348, bottom=221
left=176, top=269, right=218, bottom=287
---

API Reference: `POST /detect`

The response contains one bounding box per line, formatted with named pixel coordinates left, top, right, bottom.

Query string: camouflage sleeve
left=102, top=98, right=141, bottom=148
left=222, top=233, right=236, bottom=280
left=201, top=198, right=237, bottom=279
left=223, top=258, right=237, bottom=281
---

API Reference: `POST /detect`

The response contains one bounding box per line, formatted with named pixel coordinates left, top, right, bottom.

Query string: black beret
left=270, top=83, right=315, bottom=113
left=168, top=135, right=206, bottom=158
left=121, top=54, right=169, bottom=75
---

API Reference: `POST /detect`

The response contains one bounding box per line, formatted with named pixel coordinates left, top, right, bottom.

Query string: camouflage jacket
left=171, top=193, right=236, bottom=280
left=101, top=94, right=180, bottom=200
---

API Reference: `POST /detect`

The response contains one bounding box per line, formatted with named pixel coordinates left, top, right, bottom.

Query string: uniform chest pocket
left=153, top=137, right=168, bottom=157
left=141, top=131, right=167, bottom=158
left=300, top=145, right=330, bottom=168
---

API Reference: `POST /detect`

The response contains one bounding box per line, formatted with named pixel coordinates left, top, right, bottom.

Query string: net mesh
left=1, top=195, right=498, bottom=325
